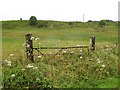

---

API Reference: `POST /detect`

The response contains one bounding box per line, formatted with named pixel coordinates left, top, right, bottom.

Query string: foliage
left=29, top=16, right=37, bottom=26
left=99, top=20, right=106, bottom=27
left=2, top=42, right=118, bottom=89
left=37, top=21, right=48, bottom=28
left=2, top=20, right=118, bottom=88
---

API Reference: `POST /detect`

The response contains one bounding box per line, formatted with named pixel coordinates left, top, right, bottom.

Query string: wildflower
left=37, top=55, right=42, bottom=59
left=33, top=67, right=38, bottom=70
left=71, top=51, right=74, bottom=54
left=35, top=38, right=39, bottom=41
left=105, top=48, right=111, bottom=51
left=28, top=53, right=31, bottom=56
left=90, top=59, right=92, bottom=60
left=97, top=58, right=100, bottom=61
left=11, top=74, right=15, bottom=78
left=80, top=50, right=82, bottom=52
left=26, top=44, right=30, bottom=48
left=7, top=60, right=11, bottom=67
left=100, top=68, right=103, bottom=71
left=97, top=60, right=101, bottom=64
left=30, top=37, right=35, bottom=40
left=9, top=54, right=14, bottom=57
left=38, top=43, right=41, bottom=45
left=102, top=65, right=105, bottom=68
left=55, top=50, right=57, bottom=52
left=80, top=56, right=83, bottom=59
left=5, top=60, right=8, bottom=62
left=106, top=45, right=109, bottom=48
left=7, top=61, right=11, bottom=64
left=27, top=64, right=33, bottom=68
left=8, top=63, right=12, bottom=67
left=77, top=45, right=80, bottom=47
left=49, top=52, right=52, bottom=54
left=36, top=78, right=40, bottom=81
left=114, top=44, right=117, bottom=47
left=63, top=50, right=67, bottom=53
left=79, top=53, right=82, bottom=55
left=21, top=68, right=25, bottom=71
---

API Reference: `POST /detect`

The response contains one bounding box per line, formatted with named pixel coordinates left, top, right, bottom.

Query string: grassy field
left=2, top=20, right=119, bottom=89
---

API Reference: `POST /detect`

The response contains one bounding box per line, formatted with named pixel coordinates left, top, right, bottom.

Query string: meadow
left=2, top=20, right=119, bottom=89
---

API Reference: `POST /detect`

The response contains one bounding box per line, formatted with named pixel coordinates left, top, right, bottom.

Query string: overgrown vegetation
left=2, top=20, right=118, bottom=89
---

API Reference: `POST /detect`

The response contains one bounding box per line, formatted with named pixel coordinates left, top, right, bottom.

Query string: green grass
left=2, top=20, right=119, bottom=89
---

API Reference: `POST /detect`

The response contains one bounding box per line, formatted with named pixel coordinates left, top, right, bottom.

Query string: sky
left=0, top=0, right=119, bottom=21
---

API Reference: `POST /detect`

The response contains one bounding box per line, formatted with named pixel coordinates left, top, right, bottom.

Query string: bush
left=99, top=20, right=106, bottom=27
left=29, top=16, right=37, bottom=26
left=37, top=21, right=48, bottom=28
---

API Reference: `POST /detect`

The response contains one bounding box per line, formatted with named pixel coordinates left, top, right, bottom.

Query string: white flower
left=8, top=63, right=12, bottom=67
left=71, top=51, right=74, bottom=53
left=37, top=55, right=42, bottom=59
left=27, top=64, right=33, bottom=68
left=79, top=53, right=82, bottom=55
left=7, top=61, right=11, bottom=64
left=5, top=60, right=8, bottom=62
left=80, top=56, right=83, bottom=59
left=102, top=65, right=105, bottom=68
left=21, top=68, right=25, bottom=71
left=38, top=43, right=41, bottom=45
left=49, top=52, right=52, bottom=54
left=36, top=78, right=40, bottom=81
left=77, top=45, right=80, bottom=47
left=90, top=59, right=93, bottom=61
left=9, top=54, right=14, bottom=57
left=30, top=37, right=35, bottom=40
left=7, top=60, right=11, bottom=67
left=26, top=44, right=30, bottom=48
left=11, top=74, right=15, bottom=78
left=80, top=50, right=82, bottom=52
left=63, top=50, right=67, bottom=53
left=35, top=38, right=39, bottom=41
left=106, top=45, right=109, bottom=48
left=28, top=53, right=31, bottom=56
left=97, top=60, right=101, bottom=64
left=33, top=67, right=38, bottom=70
left=114, top=45, right=116, bottom=47
left=97, top=59, right=100, bottom=61
left=100, top=68, right=103, bottom=71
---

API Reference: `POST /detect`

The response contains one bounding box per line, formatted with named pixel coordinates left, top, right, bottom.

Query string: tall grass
left=2, top=20, right=118, bottom=88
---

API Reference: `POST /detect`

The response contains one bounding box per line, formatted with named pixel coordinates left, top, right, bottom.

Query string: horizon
left=0, top=17, right=118, bottom=22
left=0, top=0, right=119, bottom=21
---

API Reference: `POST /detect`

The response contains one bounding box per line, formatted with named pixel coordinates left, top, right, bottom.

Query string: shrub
left=37, top=21, right=48, bottom=28
left=29, top=16, right=37, bottom=26
left=99, top=20, right=106, bottom=27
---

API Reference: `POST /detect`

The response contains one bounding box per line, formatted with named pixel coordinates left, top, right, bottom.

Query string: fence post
left=89, top=36, right=95, bottom=50
left=25, top=34, right=34, bottom=62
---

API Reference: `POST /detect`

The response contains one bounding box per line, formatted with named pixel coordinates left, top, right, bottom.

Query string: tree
left=29, top=16, right=37, bottom=26
left=99, top=20, right=106, bottom=27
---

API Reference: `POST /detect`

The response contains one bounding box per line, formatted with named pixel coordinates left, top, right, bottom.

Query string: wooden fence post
left=25, top=34, right=34, bottom=62
left=90, top=36, right=95, bottom=50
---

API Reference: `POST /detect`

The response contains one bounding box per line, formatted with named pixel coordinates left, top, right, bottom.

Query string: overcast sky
left=0, top=0, right=119, bottom=21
